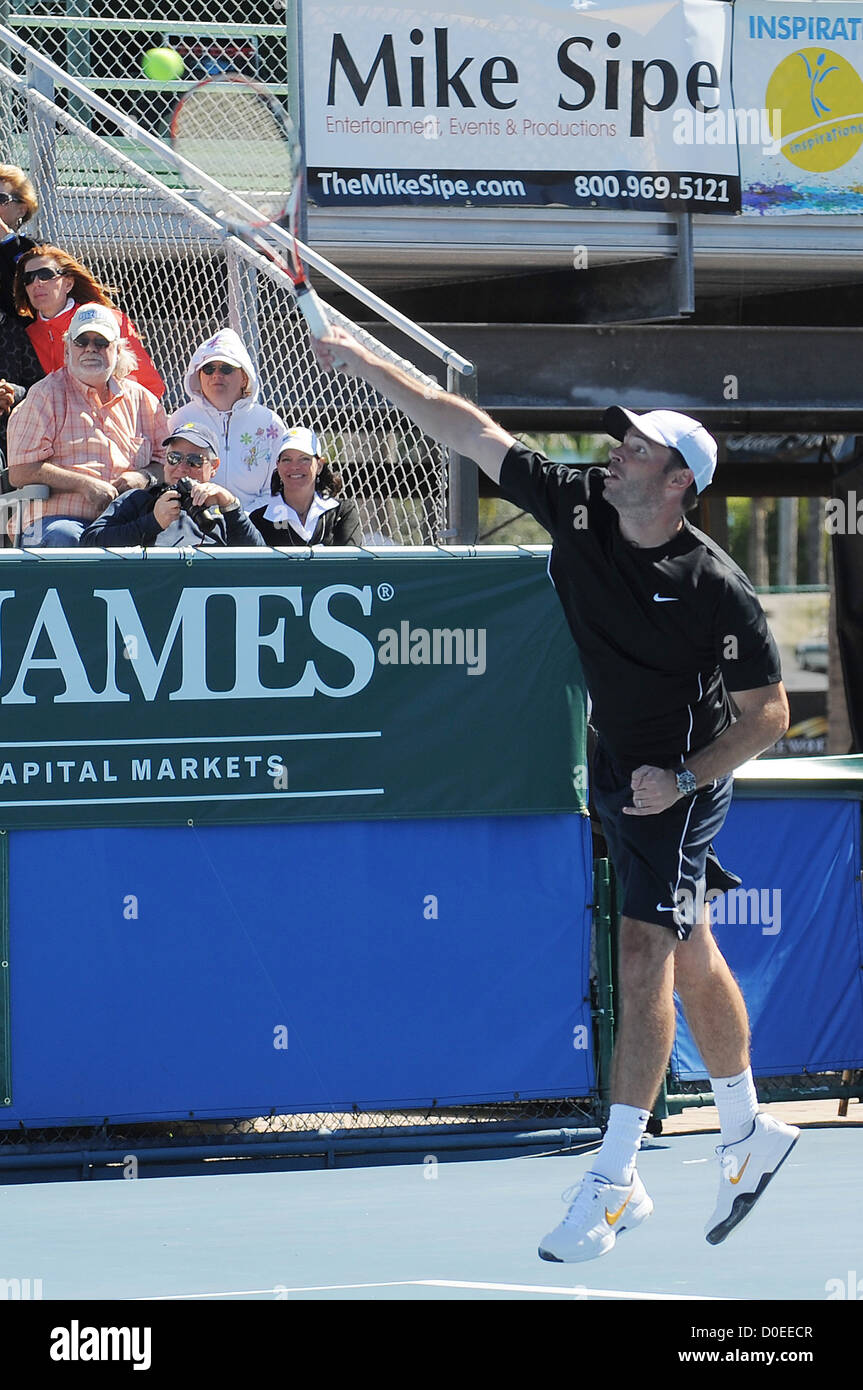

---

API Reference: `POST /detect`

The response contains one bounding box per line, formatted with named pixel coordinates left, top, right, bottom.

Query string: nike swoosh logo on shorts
left=653, top=594, right=678, bottom=602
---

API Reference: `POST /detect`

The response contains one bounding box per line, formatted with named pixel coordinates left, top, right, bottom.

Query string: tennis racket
left=170, top=74, right=330, bottom=339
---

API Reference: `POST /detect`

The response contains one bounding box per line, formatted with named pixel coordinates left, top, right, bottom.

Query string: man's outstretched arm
left=314, top=325, right=515, bottom=484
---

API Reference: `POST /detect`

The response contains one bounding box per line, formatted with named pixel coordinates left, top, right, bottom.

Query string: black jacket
left=0, top=233, right=36, bottom=318
left=81, top=484, right=267, bottom=548
left=249, top=495, right=362, bottom=546
left=0, top=309, right=43, bottom=460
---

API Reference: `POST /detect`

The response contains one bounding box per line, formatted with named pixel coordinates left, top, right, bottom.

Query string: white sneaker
left=538, top=1170, right=653, bottom=1263
left=705, top=1112, right=799, bottom=1245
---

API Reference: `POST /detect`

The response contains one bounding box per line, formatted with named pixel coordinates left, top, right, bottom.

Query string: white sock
left=710, top=1068, right=759, bottom=1147
left=594, top=1104, right=650, bottom=1186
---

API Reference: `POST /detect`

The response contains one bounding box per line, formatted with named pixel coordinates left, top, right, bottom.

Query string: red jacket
left=25, top=303, right=166, bottom=399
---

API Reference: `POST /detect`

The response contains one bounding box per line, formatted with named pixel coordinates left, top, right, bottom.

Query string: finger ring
left=636, top=799, right=642, bottom=808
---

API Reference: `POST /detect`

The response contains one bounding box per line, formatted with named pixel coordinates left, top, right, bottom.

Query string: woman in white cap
left=249, top=426, right=362, bottom=547
left=12, top=243, right=165, bottom=398
left=167, top=328, right=288, bottom=517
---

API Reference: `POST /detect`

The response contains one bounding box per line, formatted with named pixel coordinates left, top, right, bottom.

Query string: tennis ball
left=141, top=47, right=184, bottom=83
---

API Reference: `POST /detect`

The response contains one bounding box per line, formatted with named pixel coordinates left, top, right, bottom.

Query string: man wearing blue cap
left=81, top=422, right=264, bottom=548
left=313, top=325, right=796, bottom=1263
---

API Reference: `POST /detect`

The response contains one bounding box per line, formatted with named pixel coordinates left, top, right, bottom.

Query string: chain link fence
left=0, top=1100, right=603, bottom=1177
left=2, top=3, right=292, bottom=138
left=1, top=37, right=450, bottom=544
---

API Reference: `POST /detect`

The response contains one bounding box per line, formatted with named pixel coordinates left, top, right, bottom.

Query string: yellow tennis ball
left=141, top=47, right=184, bottom=82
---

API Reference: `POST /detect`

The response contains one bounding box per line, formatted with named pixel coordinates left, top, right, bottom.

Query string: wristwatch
left=675, top=767, right=697, bottom=796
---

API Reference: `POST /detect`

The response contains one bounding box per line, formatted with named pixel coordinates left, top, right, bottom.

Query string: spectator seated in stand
left=6, top=304, right=167, bottom=546
left=13, top=243, right=165, bottom=399
left=0, top=164, right=37, bottom=318
left=0, top=306, right=42, bottom=463
left=167, top=328, right=288, bottom=517
left=0, top=166, right=43, bottom=464
left=81, top=421, right=264, bottom=549
left=249, top=426, right=362, bottom=547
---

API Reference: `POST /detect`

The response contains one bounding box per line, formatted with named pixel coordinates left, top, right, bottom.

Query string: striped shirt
left=6, top=368, right=168, bottom=524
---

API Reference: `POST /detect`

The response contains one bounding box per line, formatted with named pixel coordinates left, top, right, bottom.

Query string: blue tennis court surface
left=1, top=1127, right=858, bottom=1302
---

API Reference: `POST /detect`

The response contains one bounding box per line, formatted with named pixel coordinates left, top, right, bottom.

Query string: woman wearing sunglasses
left=12, top=244, right=165, bottom=399
left=0, top=164, right=37, bottom=318
left=166, top=328, right=288, bottom=517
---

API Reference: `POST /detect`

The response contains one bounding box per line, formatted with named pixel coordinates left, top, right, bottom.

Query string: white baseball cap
left=279, top=426, right=320, bottom=458
left=68, top=303, right=121, bottom=344
left=603, top=407, right=717, bottom=493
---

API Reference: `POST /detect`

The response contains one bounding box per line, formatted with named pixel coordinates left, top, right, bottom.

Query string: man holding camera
left=81, top=421, right=264, bottom=548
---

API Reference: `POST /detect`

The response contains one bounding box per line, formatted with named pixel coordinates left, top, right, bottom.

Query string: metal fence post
left=445, top=364, right=479, bottom=544
left=27, top=61, right=59, bottom=241
left=226, top=243, right=261, bottom=375
left=65, top=0, right=92, bottom=128
left=285, top=0, right=307, bottom=247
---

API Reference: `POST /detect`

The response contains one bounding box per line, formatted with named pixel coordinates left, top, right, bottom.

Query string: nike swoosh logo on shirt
left=653, top=594, right=678, bottom=602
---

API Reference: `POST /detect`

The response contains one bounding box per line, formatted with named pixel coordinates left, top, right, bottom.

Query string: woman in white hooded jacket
left=167, top=329, right=288, bottom=516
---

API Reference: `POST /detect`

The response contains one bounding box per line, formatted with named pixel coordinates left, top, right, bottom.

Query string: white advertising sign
left=734, top=0, right=863, bottom=214
left=303, top=0, right=740, bottom=213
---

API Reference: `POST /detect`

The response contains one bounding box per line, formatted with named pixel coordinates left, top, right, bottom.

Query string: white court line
left=137, top=1279, right=726, bottom=1301
left=421, top=1280, right=726, bottom=1300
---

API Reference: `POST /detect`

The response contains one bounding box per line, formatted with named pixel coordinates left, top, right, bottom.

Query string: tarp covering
left=3, top=813, right=594, bottom=1126
left=672, top=797, right=863, bottom=1078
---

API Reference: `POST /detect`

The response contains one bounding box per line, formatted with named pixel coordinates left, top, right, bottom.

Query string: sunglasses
left=200, top=363, right=237, bottom=377
left=74, top=334, right=112, bottom=349
left=165, top=450, right=210, bottom=469
left=0, top=192, right=23, bottom=206
left=22, top=267, right=64, bottom=285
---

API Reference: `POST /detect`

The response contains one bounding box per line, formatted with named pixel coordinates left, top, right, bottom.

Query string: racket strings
left=172, top=82, right=297, bottom=224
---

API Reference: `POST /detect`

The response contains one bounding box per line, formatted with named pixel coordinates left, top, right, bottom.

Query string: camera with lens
left=173, top=475, right=195, bottom=507
left=166, top=476, right=221, bottom=533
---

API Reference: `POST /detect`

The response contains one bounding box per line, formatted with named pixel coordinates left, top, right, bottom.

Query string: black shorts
left=590, top=741, right=741, bottom=940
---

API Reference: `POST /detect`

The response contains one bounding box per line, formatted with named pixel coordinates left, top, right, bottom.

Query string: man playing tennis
left=314, top=324, right=797, bottom=1262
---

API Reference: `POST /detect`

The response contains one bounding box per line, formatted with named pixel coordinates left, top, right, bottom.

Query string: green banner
left=0, top=553, right=587, bottom=828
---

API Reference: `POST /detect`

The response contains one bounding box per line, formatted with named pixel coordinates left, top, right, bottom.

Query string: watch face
left=677, top=770, right=697, bottom=794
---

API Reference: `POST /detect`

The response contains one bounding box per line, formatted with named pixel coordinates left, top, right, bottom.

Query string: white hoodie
left=167, top=329, right=288, bottom=515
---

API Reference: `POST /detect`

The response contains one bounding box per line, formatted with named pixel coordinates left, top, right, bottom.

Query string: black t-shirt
left=499, top=441, right=782, bottom=770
